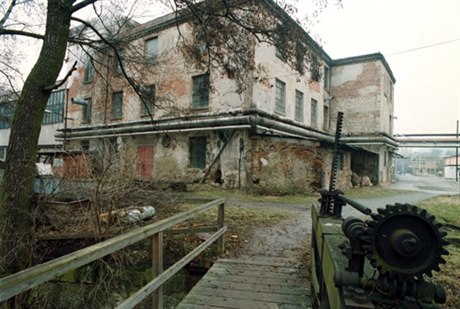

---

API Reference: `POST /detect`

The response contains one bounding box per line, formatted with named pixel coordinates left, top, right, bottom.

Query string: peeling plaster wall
left=252, top=42, right=332, bottom=133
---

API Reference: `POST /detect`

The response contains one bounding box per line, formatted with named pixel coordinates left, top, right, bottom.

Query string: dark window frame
left=84, top=59, right=94, bottom=83
left=111, top=91, right=123, bottom=120
left=295, top=90, right=304, bottom=121
left=82, top=97, right=92, bottom=124
left=192, top=74, right=210, bottom=109
left=140, top=85, right=155, bottom=116
left=43, top=90, right=65, bottom=125
left=189, top=136, right=207, bottom=169
left=275, top=79, right=286, bottom=114
left=311, top=98, right=318, bottom=128
left=0, top=101, right=15, bottom=129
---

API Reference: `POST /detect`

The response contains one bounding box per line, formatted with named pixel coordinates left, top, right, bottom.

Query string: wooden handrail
left=0, top=197, right=226, bottom=304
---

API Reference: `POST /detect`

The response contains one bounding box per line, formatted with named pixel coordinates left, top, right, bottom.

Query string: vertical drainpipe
left=63, top=88, right=69, bottom=150
left=103, top=51, right=110, bottom=125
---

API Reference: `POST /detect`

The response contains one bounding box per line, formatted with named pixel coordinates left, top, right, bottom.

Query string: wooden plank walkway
left=177, top=258, right=312, bottom=309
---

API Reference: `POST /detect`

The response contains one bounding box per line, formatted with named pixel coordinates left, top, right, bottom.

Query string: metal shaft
left=337, top=194, right=373, bottom=215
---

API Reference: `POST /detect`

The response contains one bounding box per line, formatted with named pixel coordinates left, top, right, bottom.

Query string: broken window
left=275, top=79, right=286, bottom=114
left=192, top=74, right=210, bottom=109
left=323, top=66, right=330, bottom=90
left=112, top=91, right=123, bottom=119
left=323, top=105, right=329, bottom=131
left=0, top=101, right=15, bottom=129
left=311, top=98, right=318, bottom=128
left=140, top=85, right=155, bottom=116
left=295, top=90, right=304, bottom=121
left=82, top=97, right=92, bottom=123
left=145, top=37, right=158, bottom=63
left=43, top=90, right=65, bottom=124
left=84, top=59, right=94, bottom=83
left=310, top=55, right=320, bottom=82
left=189, top=136, right=207, bottom=169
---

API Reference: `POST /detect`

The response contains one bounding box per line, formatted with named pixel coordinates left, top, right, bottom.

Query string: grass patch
left=346, top=186, right=415, bottom=199
left=185, top=188, right=318, bottom=204
left=418, top=195, right=460, bottom=309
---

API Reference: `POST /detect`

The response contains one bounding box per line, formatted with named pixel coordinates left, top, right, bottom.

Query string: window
left=82, top=98, right=92, bottom=123
left=275, top=24, right=287, bottom=61
left=323, top=66, right=330, bottom=90
left=112, top=92, right=123, bottom=119
left=295, top=42, right=306, bottom=75
left=140, top=85, right=155, bottom=116
left=295, top=90, right=304, bottom=121
left=0, top=146, right=6, bottom=160
left=114, top=49, right=124, bottom=74
left=323, top=105, right=329, bottom=131
left=0, top=101, right=15, bottom=129
left=43, top=90, right=65, bottom=124
left=189, top=137, right=207, bottom=169
left=275, top=79, right=286, bottom=114
left=310, top=55, right=320, bottom=81
left=311, top=99, right=318, bottom=127
left=145, top=37, right=158, bottom=63
left=84, top=59, right=94, bottom=83
left=192, top=74, right=210, bottom=109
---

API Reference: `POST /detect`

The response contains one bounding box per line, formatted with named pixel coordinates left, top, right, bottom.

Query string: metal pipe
left=337, top=194, right=373, bottom=215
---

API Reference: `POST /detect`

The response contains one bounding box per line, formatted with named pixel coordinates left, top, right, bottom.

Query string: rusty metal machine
left=311, top=112, right=449, bottom=308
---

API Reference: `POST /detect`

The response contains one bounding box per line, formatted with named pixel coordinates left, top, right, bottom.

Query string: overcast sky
left=299, top=0, right=460, bottom=135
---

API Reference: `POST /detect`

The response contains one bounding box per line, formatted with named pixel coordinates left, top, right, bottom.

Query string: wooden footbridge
left=0, top=197, right=312, bottom=308
left=178, top=258, right=312, bottom=309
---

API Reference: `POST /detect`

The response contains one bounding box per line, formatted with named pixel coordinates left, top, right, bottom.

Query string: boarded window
left=145, top=37, right=158, bottom=63
left=43, top=90, right=65, bottom=124
left=82, top=98, right=92, bottom=123
left=311, top=98, right=318, bottom=128
left=136, top=145, right=154, bottom=179
left=192, top=74, right=209, bottom=109
left=189, top=137, right=207, bottom=169
left=323, top=105, right=329, bottom=131
left=140, top=85, right=155, bottom=116
left=295, top=90, right=304, bottom=121
left=112, top=92, right=123, bottom=119
left=275, top=79, right=286, bottom=114
left=114, top=49, right=124, bottom=74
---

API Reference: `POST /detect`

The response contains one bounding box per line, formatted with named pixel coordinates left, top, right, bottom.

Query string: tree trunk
left=0, top=0, right=73, bottom=288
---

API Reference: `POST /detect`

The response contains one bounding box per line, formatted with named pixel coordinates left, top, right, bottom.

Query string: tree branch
left=44, top=61, right=77, bottom=92
left=0, top=0, right=16, bottom=29
left=0, top=28, right=44, bottom=39
left=71, top=0, right=98, bottom=14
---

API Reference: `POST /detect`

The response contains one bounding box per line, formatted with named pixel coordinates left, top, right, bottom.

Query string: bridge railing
left=0, top=197, right=226, bottom=308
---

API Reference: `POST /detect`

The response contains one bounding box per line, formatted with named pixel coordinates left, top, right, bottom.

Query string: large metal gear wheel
left=363, top=203, right=449, bottom=280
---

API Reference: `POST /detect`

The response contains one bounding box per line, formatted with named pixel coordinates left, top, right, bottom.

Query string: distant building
left=412, top=156, right=443, bottom=176
left=444, top=155, right=460, bottom=179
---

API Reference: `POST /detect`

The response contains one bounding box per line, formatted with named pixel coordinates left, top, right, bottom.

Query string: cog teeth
left=377, top=208, right=386, bottom=215
left=439, top=257, right=447, bottom=264
left=440, top=231, right=448, bottom=237
left=440, top=249, right=449, bottom=256
left=433, top=265, right=441, bottom=272
left=441, top=240, right=449, bottom=246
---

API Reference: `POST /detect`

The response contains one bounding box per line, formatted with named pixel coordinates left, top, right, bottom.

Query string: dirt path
left=226, top=198, right=313, bottom=265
